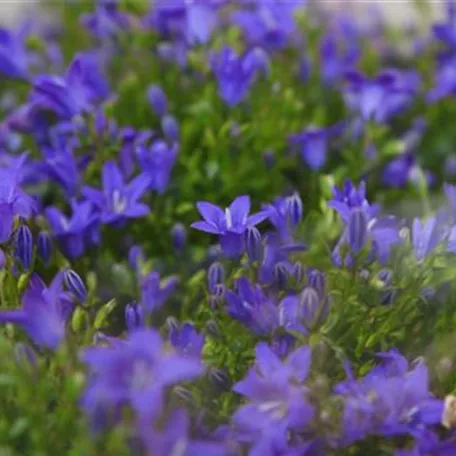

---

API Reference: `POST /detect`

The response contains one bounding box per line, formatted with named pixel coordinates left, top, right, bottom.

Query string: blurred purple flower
left=169, top=322, right=205, bottom=358
left=140, top=271, right=178, bottom=314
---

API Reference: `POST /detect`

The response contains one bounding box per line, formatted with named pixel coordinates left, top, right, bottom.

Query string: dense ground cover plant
left=3, top=0, right=456, bottom=454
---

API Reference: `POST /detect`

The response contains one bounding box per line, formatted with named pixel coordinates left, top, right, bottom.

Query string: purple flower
left=191, top=195, right=269, bottom=257
left=289, top=123, right=345, bottom=171
left=81, top=328, right=204, bottom=424
left=151, top=0, right=225, bottom=45
left=225, top=277, right=278, bottom=336
left=231, top=1, right=301, bottom=51
left=81, top=0, right=130, bottom=40
left=210, top=47, right=269, bottom=107
left=139, top=408, right=228, bottom=456
left=147, top=84, right=168, bottom=117
left=0, top=273, right=72, bottom=350
left=343, top=69, right=420, bottom=123
left=412, top=215, right=447, bottom=262
left=0, top=26, right=30, bottom=79
left=140, top=271, right=178, bottom=314
left=31, top=53, right=109, bottom=119
left=169, top=322, right=205, bottom=358
left=82, top=161, right=151, bottom=225
left=382, top=153, right=415, bottom=188
left=232, top=342, right=314, bottom=455
left=428, top=55, right=456, bottom=103
left=335, top=351, right=443, bottom=445
left=137, top=140, right=179, bottom=194
left=45, top=200, right=100, bottom=260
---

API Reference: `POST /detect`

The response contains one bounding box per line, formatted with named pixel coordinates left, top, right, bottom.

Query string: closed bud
left=37, top=231, right=52, bottom=266
left=292, top=262, right=305, bottom=286
left=147, top=84, right=168, bottom=117
left=299, top=286, right=320, bottom=328
left=125, top=303, right=144, bottom=331
left=15, top=225, right=33, bottom=270
left=348, top=208, right=368, bottom=254
left=263, top=150, right=275, bottom=169
left=128, top=245, right=145, bottom=273
left=172, top=385, right=196, bottom=408
left=208, top=368, right=231, bottom=392
left=381, top=288, right=397, bottom=306
left=245, top=226, right=262, bottom=262
left=161, top=114, right=180, bottom=142
left=273, top=262, right=289, bottom=288
left=205, top=319, right=221, bottom=338
left=165, top=316, right=180, bottom=333
left=286, top=193, right=303, bottom=226
left=171, top=223, right=187, bottom=252
left=308, top=269, right=326, bottom=299
left=377, top=268, right=393, bottom=287
left=207, top=262, right=224, bottom=293
left=64, top=269, right=87, bottom=302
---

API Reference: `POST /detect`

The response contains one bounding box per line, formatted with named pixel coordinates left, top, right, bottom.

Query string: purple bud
left=37, top=231, right=52, bottom=265
left=161, top=114, right=179, bottom=142
left=381, top=288, right=397, bottom=305
left=245, top=226, right=262, bottom=262
left=15, top=225, right=33, bottom=270
left=147, top=85, right=168, bottom=117
left=446, top=156, right=456, bottom=178
left=208, top=367, right=231, bottom=392
left=286, top=193, right=303, bottom=226
left=0, top=249, right=5, bottom=270
left=165, top=316, right=180, bottom=333
left=207, top=262, right=224, bottom=293
left=171, top=223, right=187, bottom=252
left=348, top=208, right=368, bottom=254
left=128, top=245, right=145, bottom=272
left=377, top=268, right=393, bottom=286
left=308, top=269, right=326, bottom=299
left=263, top=150, right=275, bottom=169
left=299, top=57, right=311, bottom=83
left=273, top=262, right=289, bottom=289
left=299, top=286, right=320, bottom=326
left=125, top=302, right=144, bottom=331
left=292, top=262, right=305, bottom=286
left=64, top=269, right=87, bottom=302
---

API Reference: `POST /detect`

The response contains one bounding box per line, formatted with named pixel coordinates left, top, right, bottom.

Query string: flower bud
left=308, top=269, right=326, bottom=299
left=207, top=262, right=224, bottom=293
left=273, top=262, right=289, bottom=289
left=171, top=223, right=187, bottom=252
left=64, top=269, right=87, bottom=303
left=37, top=231, right=52, bottom=266
left=128, top=245, right=145, bottom=273
left=263, top=150, right=275, bottom=169
left=15, top=225, right=33, bottom=270
left=292, top=262, right=305, bottom=287
left=286, top=193, right=303, bottom=226
left=125, top=302, right=144, bottom=331
left=348, top=208, right=368, bottom=253
left=299, top=287, right=320, bottom=327
left=161, top=114, right=179, bottom=142
left=245, top=226, right=262, bottom=262
left=208, top=368, right=231, bottom=392
left=147, top=84, right=168, bottom=117
left=377, top=268, right=393, bottom=287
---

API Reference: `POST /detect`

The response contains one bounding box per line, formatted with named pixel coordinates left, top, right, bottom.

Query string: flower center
left=131, top=360, right=153, bottom=392
left=112, top=190, right=127, bottom=213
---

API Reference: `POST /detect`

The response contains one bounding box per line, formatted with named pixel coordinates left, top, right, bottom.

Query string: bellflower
left=139, top=408, right=229, bottom=456
left=428, top=55, right=456, bottom=103
left=45, top=199, right=100, bottom=260
left=31, top=53, right=110, bottom=119
left=82, top=160, right=151, bottom=225
left=335, top=351, right=443, bottom=445
left=232, top=342, right=314, bottom=455
left=343, top=69, right=420, bottom=123
left=382, top=153, right=415, bottom=188
left=81, top=328, right=204, bottom=425
left=140, top=271, right=179, bottom=315
left=137, top=140, right=179, bottom=194
left=0, top=25, right=30, bottom=79
left=147, top=0, right=222, bottom=45
left=81, top=0, right=130, bottom=40
left=191, top=195, right=269, bottom=257
left=225, top=277, right=278, bottom=336
left=0, top=273, right=72, bottom=350
left=210, top=46, right=269, bottom=107
left=288, top=122, right=345, bottom=171
left=169, top=322, right=205, bottom=358
left=412, top=214, right=447, bottom=262
left=231, top=0, right=302, bottom=51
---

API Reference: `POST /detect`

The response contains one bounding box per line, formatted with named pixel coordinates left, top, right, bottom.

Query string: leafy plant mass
left=2, top=0, right=456, bottom=454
